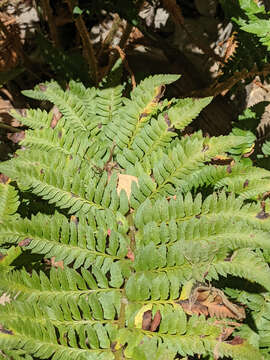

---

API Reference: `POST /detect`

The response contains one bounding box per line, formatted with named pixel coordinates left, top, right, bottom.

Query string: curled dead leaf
left=178, top=286, right=245, bottom=320
left=243, top=179, right=249, bottom=188
left=211, top=156, right=233, bottom=166
left=70, top=215, right=79, bottom=225
left=207, top=303, right=244, bottom=320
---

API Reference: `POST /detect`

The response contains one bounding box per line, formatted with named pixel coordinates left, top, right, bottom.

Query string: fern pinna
left=1, top=74, right=270, bottom=360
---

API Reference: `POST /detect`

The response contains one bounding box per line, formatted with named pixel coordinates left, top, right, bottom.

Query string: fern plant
left=1, top=74, right=270, bottom=359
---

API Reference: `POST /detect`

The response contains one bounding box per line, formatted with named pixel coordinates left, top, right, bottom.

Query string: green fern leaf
left=168, top=96, right=212, bottom=130
left=0, top=183, right=20, bottom=223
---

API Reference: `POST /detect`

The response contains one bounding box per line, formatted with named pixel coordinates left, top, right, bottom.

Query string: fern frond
left=0, top=184, right=19, bottom=223
left=0, top=266, right=122, bottom=311
left=96, top=85, right=124, bottom=126
left=211, top=249, right=270, bottom=290
left=20, top=127, right=93, bottom=159
left=182, top=163, right=270, bottom=199
left=116, top=113, right=177, bottom=173
left=129, top=239, right=270, bottom=290
left=22, top=81, right=97, bottom=133
left=10, top=108, right=53, bottom=130
left=104, top=74, right=180, bottom=150
left=0, top=149, right=130, bottom=216
left=219, top=0, right=270, bottom=85
left=0, top=300, right=117, bottom=360
left=168, top=96, right=212, bottom=130
left=129, top=134, right=248, bottom=206
left=117, top=313, right=262, bottom=360
left=135, top=191, right=270, bottom=233
left=0, top=212, right=129, bottom=271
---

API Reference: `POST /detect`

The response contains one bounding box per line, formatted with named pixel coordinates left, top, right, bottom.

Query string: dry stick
left=119, top=22, right=133, bottom=49
left=40, top=0, right=60, bottom=48
left=162, top=0, right=225, bottom=64
left=0, top=88, right=13, bottom=103
left=66, top=0, right=98, bottom=85
left=190, top=63, right=270, bottom=97
left=0, top=122, right=21, bottom=133
left=99, top=0, right=144, bottom=81
left=97, top=13, right=122, bottom=61
left=111, top=45, right=136, bottom=89
left=100, top=21, right=134, bottom=82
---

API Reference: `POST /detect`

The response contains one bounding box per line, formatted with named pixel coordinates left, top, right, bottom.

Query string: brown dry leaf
left=0, top=174, right=9, bottom=184
left=162, top=0, right=184, bottom=25
left=227, top=336, right=244, bottom=345
left=218, top=326, right=235, bottom=342
left=185, top=286, right=246, bottom=320
left=126, top=247, right=135, bottom=261
left=142, top=310, right=152, bottom=330
left=7, top=131, right=25, bottom=144
left=223, top=32, right=238, bottom=64
left=141, top=309, right=162, bottom=331
left=50, top=105, right=62, bottom=129
left=0, top=292, right=11, bottom=305
left=211, top=156, right=234, bottom=166
left=0, top=97, right=12, bottom=112
left=207, top=303, right=243, bottom=320
left=150, top=310, right=161, bottom=331
left=178, top=300, right=209, bottom=316
left=117, top=173, right=138, bottom=199
left=50, top=256, right=64, bottom=269
left=18, top=238, right=31, bottom=247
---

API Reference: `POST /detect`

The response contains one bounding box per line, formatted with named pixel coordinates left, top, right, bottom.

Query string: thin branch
left=66, top=0, right=98, bottom=85
left=0, top=122, right=21, bottom=132
left=40, top=0, right=60, bottom=48
left=97, top=13, right=122, bottom=61
left=119, top=22, right=133, bottom=49
left=111, top=45, right=136, bottom=89
left=100, top=21, right=134, bottom=82
left=189, top=63, right=270, bottom=98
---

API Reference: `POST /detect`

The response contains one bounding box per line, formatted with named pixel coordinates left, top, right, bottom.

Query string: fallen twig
left=40, top=0, right=60, bottom=48
left=66, top=0, right=98, bottom=85
left=190, top=63, right=270, bottom=97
